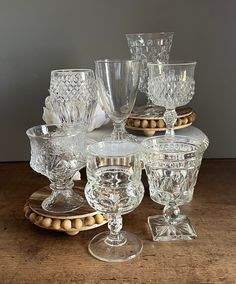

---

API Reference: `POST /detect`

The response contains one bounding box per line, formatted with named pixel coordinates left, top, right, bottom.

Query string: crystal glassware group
left=26, top=32, right=209, bottom=263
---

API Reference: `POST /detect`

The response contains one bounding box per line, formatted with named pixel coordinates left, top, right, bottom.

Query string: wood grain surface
left=0, top=161, right=235, bottom=283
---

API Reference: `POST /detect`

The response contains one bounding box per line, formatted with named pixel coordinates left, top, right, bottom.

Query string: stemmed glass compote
left=95, top=59, right=141, bottom=141
left=126, top=32, right=174, bottom=109
left=26, top=124, right=86, bottom=213
left=141, top=135, right=209, bottom=241
left=85, top=140, right=144, bottom=262
left=148, top=62, right=196, bottom=136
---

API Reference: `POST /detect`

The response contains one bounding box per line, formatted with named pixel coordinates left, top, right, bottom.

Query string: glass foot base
left=88, top=231, right=143, bottom=263
left=42, top=189, right=84, bottom=214
left=148, top=214, right=197, bottom=241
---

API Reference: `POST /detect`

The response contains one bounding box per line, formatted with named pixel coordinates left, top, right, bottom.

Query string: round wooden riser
left=24, top=184, right=107, bottom=236
left=126, top=106, right=196, bottom=137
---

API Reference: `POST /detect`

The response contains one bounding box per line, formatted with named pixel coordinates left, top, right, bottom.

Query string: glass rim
left=94, top=58, right=141, bottom=64
left=51, top=69, right=94, bottom=74
left=126, top=32, right=174, bottom=37
left=148, top=61, right=197, bottom=67
left=141, top=135, right=209, bottom=154
left=87, top=140, right=140, bottom=158
left=26, top=123, right=85, bottom=139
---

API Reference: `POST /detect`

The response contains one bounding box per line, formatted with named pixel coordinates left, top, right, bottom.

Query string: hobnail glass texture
left=49, top=69, right=97, bottom=127
left=26, top=124, right=86, bottom=213
left=95, top=59, right=141, bottom=141
left=141, top=135, right=208, bottom=241
left=148, top=62, right=196, bottom=135
left=85, top=141, right=144, bottom=262
left=126, top=32, right=174, bottom=105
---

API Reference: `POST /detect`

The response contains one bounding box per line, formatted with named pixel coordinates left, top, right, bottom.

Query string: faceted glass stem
left=111, top=122, right=126, bottom=140
left=105, top=213, right=126, bottom=246
left=163, top=109, right=177, bottom=136
left=163, top=204, right=180, bottom=224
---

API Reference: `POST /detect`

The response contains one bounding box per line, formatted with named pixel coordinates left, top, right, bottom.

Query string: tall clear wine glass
left=85, top=140, right=144, bottom=262
left=26, top=124, right=86, bottom=213
left=148, top=62, right=196, bottom=136
left=126, top=32, right=174, bottom=107
left=49, top=69, right=97, bottom=128
left=141, top=135, right=209, bottom=241
left=95, top=59, right=141, bottom=141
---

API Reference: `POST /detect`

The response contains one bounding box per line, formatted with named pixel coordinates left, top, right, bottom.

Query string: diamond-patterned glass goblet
left=148, top=62, right=196, bottom=136
left=141, top=135, right=209, bottom=241
left=85, top=140, right=144, bottom=262
left=126, top=32, right=174, bottom=107
left=95, top=59, right=141, bottom=141
left=49, top=69, right=97, bottom=128
left=26, top=124, right=86, bottom=213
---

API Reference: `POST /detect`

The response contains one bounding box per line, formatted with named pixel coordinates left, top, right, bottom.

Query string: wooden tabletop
left=0, top=160, right=235, bottom=283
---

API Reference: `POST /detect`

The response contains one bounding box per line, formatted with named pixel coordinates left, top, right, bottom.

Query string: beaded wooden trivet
left=24, top=183, right=107, bottom=236
left=126, top=106, right=196, bottom=136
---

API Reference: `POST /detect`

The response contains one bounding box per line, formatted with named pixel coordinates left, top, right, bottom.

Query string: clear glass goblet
left=95, top=59, right=141, bottom=141
left=148, top=62, right=196, bottom=136
left=85, top=140, right=144, bottom=262
left=26, top=124, right=86, bottom=213
left=141, top=135, right=209, bottom=241
left=126, top=32, right=174, bottom=107
left=49, top=69, right=97, bottom=128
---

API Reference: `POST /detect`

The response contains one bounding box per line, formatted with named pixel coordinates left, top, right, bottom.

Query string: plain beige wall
left=0, top=0, right=235, bottom=160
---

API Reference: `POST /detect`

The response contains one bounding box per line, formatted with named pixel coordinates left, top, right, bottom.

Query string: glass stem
left=163, top=204, right=180, bottom=225
left=50, top=179, right=74, bottom=193
left=163, top=109, right=177, bottom=136
left=111, top=121, right=126, bottom=140
left=105, top=213, right=126, bottom=246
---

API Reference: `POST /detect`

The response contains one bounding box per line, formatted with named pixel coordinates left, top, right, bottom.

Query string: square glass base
left=148, top=214, right=197, bottom=241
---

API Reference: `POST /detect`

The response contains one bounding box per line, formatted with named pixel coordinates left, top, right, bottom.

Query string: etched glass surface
left=148, top=74, right=195, bottom=109
left=49, top=69, right=97, bottom=126
left=126, top=33, right=174, bottom=95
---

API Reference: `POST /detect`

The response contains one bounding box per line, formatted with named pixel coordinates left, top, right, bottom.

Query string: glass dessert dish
left=85, top=140, right=144, bottom=262
left=141, top=135, right=209, bottom=241
left=126, top=32, right=174, bottom=108
left=26, top=124, right=86, bottom=213
left=148, top=61, right=196, bottom=136
left=49, top=69, right=97, bottom=128
left=95, top=59, right=141, bottom=141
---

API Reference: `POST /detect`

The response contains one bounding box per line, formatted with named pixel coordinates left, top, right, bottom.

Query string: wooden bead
left=149, top=120, right=156, bottom=128
left=95, top=214, right=104, bottom=224
left=143, top=130, right=156, bottom=137
left=141, top=119, right=149, bottom=128
left=62, top=219, right=72, bottom=231
left=176, top=118, right=182, bottom=126
left=52, top=219, right=61, bottom=230
left=35, top=216, right=44, bottom=225
left=182, top=117, right=188, bottom=125
left=41, top=218, right=52, bottom=228
left=133, top=119, right=141, bottom=128
left=73, top=219, right=83, bottom=229
left=84, top=216, right=95, bottom=226
left=157, top=119, right=165, bottom=128
left=127, top=118, right=133, bottom=126
left=29, top=212, right=37, bottom=223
